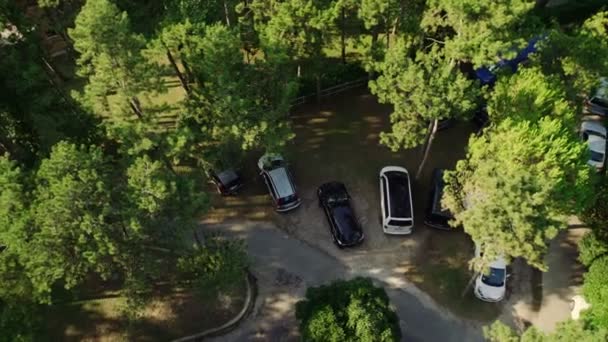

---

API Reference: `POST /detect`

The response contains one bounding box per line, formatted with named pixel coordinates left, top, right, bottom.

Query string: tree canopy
left=443, top=118, right=593, bottom=271
left=296, top=277, right=401, bottom=342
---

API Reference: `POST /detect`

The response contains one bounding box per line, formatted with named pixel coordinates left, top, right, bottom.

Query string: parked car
left=474, top=244, right=508, bottom=302
left=570, top=295, right=591, bottom=320
left=208, top=168, right=244, bottom=195
left=584, top=77, right=608, bottom=117
left=580, top=120, right=607, bottom=170
left=379, top=166, right=414, bottom=235
left=424, top=169, right=454, bottom=230
left=475, top=36, right=543, bottom=86
left=258, top=154, right=301, bottom=212
left=317, top=182, right=364, bottom=247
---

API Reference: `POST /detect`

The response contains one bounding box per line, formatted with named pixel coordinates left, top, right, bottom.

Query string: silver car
left=258, top=154, right=301, bottom=212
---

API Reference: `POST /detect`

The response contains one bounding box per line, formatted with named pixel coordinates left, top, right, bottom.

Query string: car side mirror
left=506, top=273, right=511, bottom=279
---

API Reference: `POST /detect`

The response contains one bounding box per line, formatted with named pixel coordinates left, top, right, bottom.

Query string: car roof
left=384, top=170, right=412, bottom=219
left=258, top=153, right=285, bottom=171
left=431, top=169, right=452, bottom=217
left=268, top=167, right=295, bottom=198
left=594, top=77, right=608, bottom=100
left=587, top=134, right=606, bottom=152
left=582, top=120, right=607, bottom=136
left=215, top=169, right=239, bottom=185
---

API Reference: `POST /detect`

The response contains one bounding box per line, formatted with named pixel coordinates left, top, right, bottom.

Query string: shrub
left=296, top=277, right=401, bottom=342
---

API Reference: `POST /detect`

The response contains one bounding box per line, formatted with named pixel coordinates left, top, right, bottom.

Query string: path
left=200, top=221, right=483, bottom=342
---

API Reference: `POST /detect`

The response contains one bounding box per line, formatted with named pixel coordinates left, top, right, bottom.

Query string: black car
left=209, top=169, right=244, bottom=195
left=317, top=182, right=364, bottom=247
left=424, top=169, right=454, bottom=230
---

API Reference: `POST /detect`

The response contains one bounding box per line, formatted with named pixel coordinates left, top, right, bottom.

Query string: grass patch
left=404, top=232, right=502, bottom=322
left=43, top=279, right=247, bottom=341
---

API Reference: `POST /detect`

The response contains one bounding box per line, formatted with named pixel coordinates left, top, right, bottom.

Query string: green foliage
left=69, top=0, right=162, bottom=118
left=0, top=300, right=41, bottom=342
left=0, top=24, right=97, bottom=164
left=177, top=236, right=248, bottom=298
left=28, top=142, right=119, bottom=301
left=538, top=12, right=608, bottom=99
left=370, top=39, right=480, bottom=151
left=422, top=0, right=540, bottom=67
left=484, top=319, right=608, bottom=342
left=583, top=256, right=608, bottom=329
left=581, top=179, right=608, bottom=241
left=443, top=118, right=594, bottom=271
left=487, top=67, right=574, bottom=127
left=579, top=232, right=608, bottom=267
left=296, top=277, right=401, bottom=342
left=173, top=24, right=297, bottom=166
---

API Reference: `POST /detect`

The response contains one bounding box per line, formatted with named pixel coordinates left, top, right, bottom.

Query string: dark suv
left=424, top=169, right=454, bottom=230
left=258, top=154, right=301, bottom=212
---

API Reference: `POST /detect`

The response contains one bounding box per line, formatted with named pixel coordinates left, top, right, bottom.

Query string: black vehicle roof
left=385, top=171, right=412, bottom=218
left=430, top=169, right=453, bottom=218
left=319, top=182, right=349, bottom=201
left=215, top=169, right=239, bottom=185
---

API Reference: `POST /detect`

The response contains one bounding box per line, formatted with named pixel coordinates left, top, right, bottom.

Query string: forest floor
left=44, top=279, right=247, bottom=341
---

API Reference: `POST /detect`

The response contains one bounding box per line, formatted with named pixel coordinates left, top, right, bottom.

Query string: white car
left=379, top=166, right=414, bottom=234
left=580, top=120, right=607, bottom=170
left=474, top=244, right=508, bottom=302
left=584, top=77, right=608, bottom=117
left=570, top=295, right=591, bottom=320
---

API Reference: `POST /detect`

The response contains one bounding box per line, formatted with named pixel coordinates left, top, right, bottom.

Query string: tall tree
left=26, top=142, right=120, bottom=302
left=0, top=7, right=97, bottom=164
left=250, top=0, right=335, bottom=100
left=171, top=24, right=297, bottom=168
left=443, top=118, right=594, bottom=271
left=370, top=40, right=480, bottom=178
left=537, top=11, right=608, bottom=100
left=69, top=0, right=162, bottom=120
left=487, top=67, right=575, bottom=127
left=421, top=0, right=540, bottom=67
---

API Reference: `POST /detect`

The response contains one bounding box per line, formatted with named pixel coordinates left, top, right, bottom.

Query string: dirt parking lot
left=205, top=87, right=503, bottom=321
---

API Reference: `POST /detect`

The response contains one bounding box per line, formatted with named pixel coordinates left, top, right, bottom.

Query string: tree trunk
left=535, top=0, right=550, bottom=9
left=416, top=119, right=438, bottom=180
left=315, top=74, right=321, bottom=104
left=165, top=48, right=190, bottom=95
left=368, top=30, right=379, bottom=80
left=129, top=96, right=144, bottom=120
left=461, top=272, right=479, bottom=298
left=341, top=7, right=346, bottom=64
left=181, top=57, right=194, bottom=87
left=224, top=0, right=231, bottom=26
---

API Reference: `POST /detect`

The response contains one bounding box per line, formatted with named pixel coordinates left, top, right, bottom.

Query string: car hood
left=330, top=205, right=362, bottom=243
left=476, top=277, right=506, bottom=301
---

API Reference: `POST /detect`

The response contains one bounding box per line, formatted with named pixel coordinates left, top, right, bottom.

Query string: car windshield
left=481, top=267, right=505, bottom=287
left=388, top=219, right=412, bottom=227
left=590, top=150, right=604, bottom=163
left=591, top=97, right=608, bottom=108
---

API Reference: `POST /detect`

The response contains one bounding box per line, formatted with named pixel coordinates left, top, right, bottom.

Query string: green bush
left=177, top=236, right=248, bottom=299
left=295, top=277, right=401, bottom=342
left=298, top=60, right=367, bottom=97
left=579, top=232, right=608, bottom=267
left=583, top=256, right=608, bottom=329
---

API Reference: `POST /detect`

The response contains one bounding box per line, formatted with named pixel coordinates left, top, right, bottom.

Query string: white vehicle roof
left=268, top=167, right=295, bottom=198
left=258, top=153, right=285, bottom=171
left=594, top=77, right=608, bottom=100
left=588, top=134, right=606, bottom=153
left=581, top=120, right=607, bottom=137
